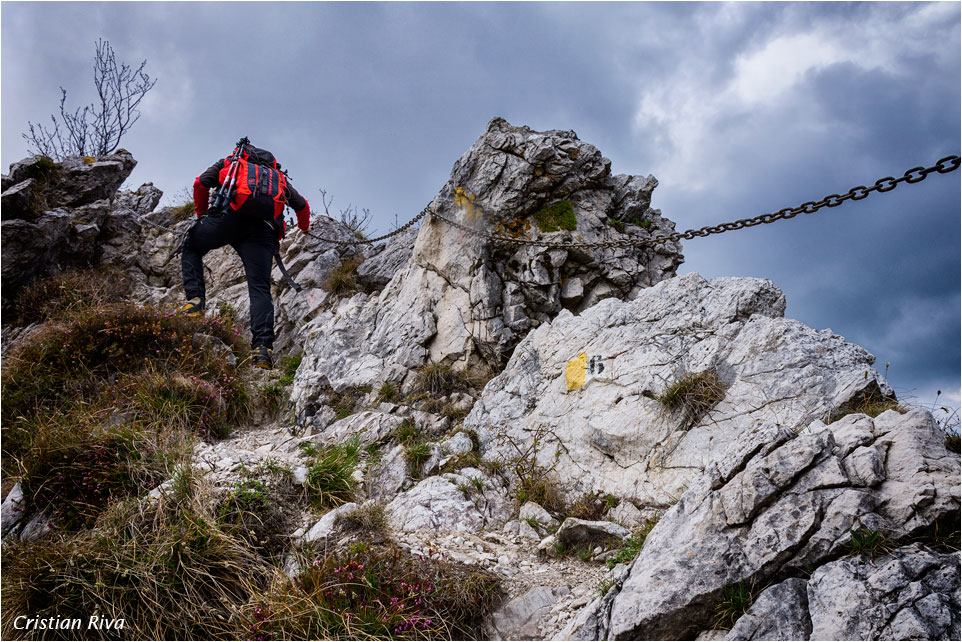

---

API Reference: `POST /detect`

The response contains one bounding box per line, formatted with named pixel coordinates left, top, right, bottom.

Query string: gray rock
left=807, top=544, right=960, bottom=641
left=290, top=118, right=683, bottom=419
left=19, top=511, right=54, bottom=541
left=520, top=501, right=560, bottom=533
left=1, top=483, right=26, bottom=538
left=603, top=409, right=959, bottom=640
left=367, top=444, right=411, bottom=502
left=385, top=471, right=511, bottom=533
left=487, top=585, right=570, bottom=640
left=1, top=179, right=38, bottom=219
left=725, top=578, right=812, bottom=640
left=304, top=502, right=358, bottom=543
left=555, top=518, right=631, bottom=548
left=468, top=273, right=887, bottom=511
left=356, top=224, right=419, bottom=289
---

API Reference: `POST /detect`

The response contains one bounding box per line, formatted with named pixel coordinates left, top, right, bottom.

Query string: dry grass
left=656, top=370, right=726, bottom=428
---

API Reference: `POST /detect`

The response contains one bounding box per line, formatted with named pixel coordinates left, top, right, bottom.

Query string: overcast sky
left=2, top=1, right=960, bottom=415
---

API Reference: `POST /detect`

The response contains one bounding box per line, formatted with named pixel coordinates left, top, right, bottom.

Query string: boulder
left=555, top=518, right=631, bottom=548
left=384, top=470, right=512, bottom=533
left=486, top=585, right=570, bottom=640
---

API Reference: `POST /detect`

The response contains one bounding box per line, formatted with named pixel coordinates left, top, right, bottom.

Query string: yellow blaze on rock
left=566, top=352, right=588, bottom=392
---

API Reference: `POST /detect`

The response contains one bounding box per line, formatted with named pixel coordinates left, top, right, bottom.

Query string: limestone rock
left=724, top=578, right=812, bottom=641
left=520, top=501, right=560, bottom=534
left=806, top=543, right=960, bottom=641
left=385, top=471, right=512, bottom=533
left=303, top=503, right=358, bottom=543
left=602, top=409, right=959, bottom=640
left=1, top=483, right=26, bottom=538
left=555, top=518, right=631, bottom=548
left=1, top=178, right=38, bottom=219
left=290, top=118, right=683, bottom=421
left=367, top=444, right=411, bottom=502
left=356, top=224, right=419, bottom=289
left=486, top=585, right=570, bottom=640
left=466, top=273, right=891, bottom=510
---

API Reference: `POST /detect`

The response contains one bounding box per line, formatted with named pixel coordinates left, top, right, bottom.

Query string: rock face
left=570, top=408, right=960, bottom=640
left=0, top=151, right=138, bottom=314
left=465, top=272, right=891, bottom=509
left=289, top=117, right=683, bottom=423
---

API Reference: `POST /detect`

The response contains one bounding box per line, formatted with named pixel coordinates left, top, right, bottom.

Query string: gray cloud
left=2, top=1, right=959, bottom=410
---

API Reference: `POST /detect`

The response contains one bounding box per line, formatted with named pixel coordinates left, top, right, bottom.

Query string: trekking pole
left=210, top=136, right=250, bottom=213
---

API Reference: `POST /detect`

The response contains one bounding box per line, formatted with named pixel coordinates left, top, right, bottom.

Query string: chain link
left=310, top=155, right=960, bottom=251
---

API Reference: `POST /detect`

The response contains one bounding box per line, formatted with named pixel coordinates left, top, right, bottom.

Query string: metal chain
left=306, top=154, right=960, bottom=250
left=304, top=206, right=431, bottom=246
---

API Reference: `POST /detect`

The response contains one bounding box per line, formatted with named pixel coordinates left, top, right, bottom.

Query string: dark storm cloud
left=2, top=2, right=959, bottom=411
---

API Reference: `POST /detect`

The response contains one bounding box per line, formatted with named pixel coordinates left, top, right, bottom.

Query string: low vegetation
left=713, top=579, right=758, bottom=629
left=243, top=543, right=501, bottom=640
left=607, top=518, right=658, bottom=569
left=300, top=440, right=360, bottom=509
left=656, top=370, right=726, bottom=428
left=531, top=200, right=577, bottom=233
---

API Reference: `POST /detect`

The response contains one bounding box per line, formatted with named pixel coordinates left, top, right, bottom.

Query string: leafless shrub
left=23, top=39, right=157, bottom=160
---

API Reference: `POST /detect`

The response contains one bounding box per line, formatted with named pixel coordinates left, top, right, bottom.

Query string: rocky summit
left=1, top=118, right=958, bottom=641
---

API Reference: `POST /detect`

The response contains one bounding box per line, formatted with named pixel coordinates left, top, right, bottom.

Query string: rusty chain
left=309, top=155, right=960, bottom=250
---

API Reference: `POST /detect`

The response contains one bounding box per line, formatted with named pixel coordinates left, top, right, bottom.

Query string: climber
left=178, top=139, right=311, bottom=370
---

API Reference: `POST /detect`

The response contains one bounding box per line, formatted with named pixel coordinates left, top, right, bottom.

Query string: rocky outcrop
left=567, top=408, right=959, bottom=640
left=289, top=117, right=683, bottom=424
left=0, top=151, right=138, bottom=314
left=465, top=273, right=889, bottom=509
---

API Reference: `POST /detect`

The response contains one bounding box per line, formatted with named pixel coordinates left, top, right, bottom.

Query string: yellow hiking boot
left=177, top=297, right=204, bottom=317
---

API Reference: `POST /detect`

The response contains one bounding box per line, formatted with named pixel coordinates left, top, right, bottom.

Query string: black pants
left=181, top=208, right=278, bottom=349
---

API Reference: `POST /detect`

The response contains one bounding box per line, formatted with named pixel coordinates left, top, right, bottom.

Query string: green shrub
left=412, top=363, right=472, bottom=397
left=218, top=475, right=297, bottom=560
left=828, top=393, right=905, bottom=424
left=19, top=426, right=170, bottom=531
left=169, top=200, right=196, bottom=222
left=847, top=527, right=891, bottom=558
left=240, top=543, right=501, bottom=640
left=531, top=200, right=576, bottom=233
left=607, top=519, right=658, bottom=569
left=377, top=380, right=398, bottom=402
left=322, top=256, right=370, bottom=297
left=278, top=353, right=302, bottom=387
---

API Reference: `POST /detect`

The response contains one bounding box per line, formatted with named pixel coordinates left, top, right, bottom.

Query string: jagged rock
left=19, top=511, right=54, bottom=541
left=192, top=333, right=237, bottom=367
left=608, top=501, right=648, bottom=529
left=486, top=585, right=570, bottom=640
left=1, top=483, right=26, bottom=538
left=356, top=224, right=419, bottom=289
left=303, top=502, right=358, bottom=543
left=467, top=273, right=892, bottom=509
left=385, top=470, right=512, bottom=533
left=367, top=444, right=410, bottom=502
left=560, top=562, right=633, bottom=640
left=806, top=543, right=960, bottom=640
left=724, top=578, right=812, bottom=640
left=600, top=409, right=959, bottom=640
left=290, top=118, right=682, bottom=421
left=305, top=410, right=404, bottom=448
left=1, top=178, right=38, bottom=219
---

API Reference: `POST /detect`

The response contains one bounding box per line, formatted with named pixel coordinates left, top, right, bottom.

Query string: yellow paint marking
left=566, top=352, right=588, bottom=392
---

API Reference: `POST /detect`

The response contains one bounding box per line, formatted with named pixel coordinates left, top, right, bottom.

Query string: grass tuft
left=300, top=440, right=360, bottom=509
left=656, top=370, right=726, bottom=427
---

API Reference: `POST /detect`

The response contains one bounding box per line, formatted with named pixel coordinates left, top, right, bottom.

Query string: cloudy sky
left=2, top=2, right=959, bottom=415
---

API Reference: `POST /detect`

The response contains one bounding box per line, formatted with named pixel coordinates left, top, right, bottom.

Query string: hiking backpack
left=218, top=144, right=288, bottom=222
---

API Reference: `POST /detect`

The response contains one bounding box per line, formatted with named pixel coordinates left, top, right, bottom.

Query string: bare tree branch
left=22, top=39, right=157, bottom=160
